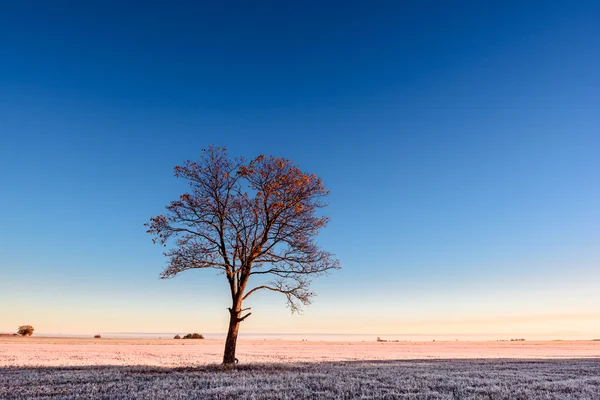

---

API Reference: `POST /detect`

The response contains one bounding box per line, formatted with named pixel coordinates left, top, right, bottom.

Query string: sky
left=0, top=1, right=598, bottom=340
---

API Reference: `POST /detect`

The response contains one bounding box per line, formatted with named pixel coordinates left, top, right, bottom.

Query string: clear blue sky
left=1, top=1, right=598, bottom=339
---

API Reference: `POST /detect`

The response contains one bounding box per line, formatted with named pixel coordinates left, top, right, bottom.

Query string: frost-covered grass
left=1, top=338, right=599, bottom=399
left=2, top=359, right=600, bottom=399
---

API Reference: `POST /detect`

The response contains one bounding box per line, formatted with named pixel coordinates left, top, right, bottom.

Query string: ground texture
left=3, top=359, right=600, bottom=399
left=1, top=338, right=599, bottom=399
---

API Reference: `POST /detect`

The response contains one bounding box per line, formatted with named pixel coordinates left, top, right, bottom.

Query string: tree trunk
left=223, top=308, right=241, bottom=365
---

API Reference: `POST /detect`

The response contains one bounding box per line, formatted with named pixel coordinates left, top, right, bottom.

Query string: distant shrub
left=174, top=334, right=181, bottom=339
left=182, top=333, right=204, bottom=339
left=17, top=325, right=34, bottom=336
left=94, top=335, right=101, bottom=339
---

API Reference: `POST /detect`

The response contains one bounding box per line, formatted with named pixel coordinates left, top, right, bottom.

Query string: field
left=1, top=338, right=599, bottom=399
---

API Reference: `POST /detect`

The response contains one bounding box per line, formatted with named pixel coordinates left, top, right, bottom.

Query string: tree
left=17, top=325, right=34, bottom=336
left=182, top=333, right=204, bottom=339
left=147, top=146, right=340, bottom=365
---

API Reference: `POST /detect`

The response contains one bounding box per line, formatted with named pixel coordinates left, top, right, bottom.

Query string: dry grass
left=2, top=338, right=599, bottom=399
left=1, top=337, right=598, bottom=367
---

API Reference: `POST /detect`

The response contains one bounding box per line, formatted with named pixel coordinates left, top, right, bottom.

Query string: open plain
left=1, top=337, right=599, bottom=399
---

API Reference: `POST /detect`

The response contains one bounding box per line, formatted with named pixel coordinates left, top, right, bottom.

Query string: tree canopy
left=17, top=325, right=34, bottom=336
left=147, top=146, right=340, bottom=313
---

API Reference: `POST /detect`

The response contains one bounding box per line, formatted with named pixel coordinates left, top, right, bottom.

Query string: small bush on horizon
left=173, top=335, right=181, bottom=339
left=94, top=335, right=101, bottom=339
left=17, top=325, right=34, bottom=337
left=182, top=333, right=204, bottom=339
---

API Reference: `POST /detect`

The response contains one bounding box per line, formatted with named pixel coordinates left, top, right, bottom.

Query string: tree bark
left=223, top=307, right=241, bottom=365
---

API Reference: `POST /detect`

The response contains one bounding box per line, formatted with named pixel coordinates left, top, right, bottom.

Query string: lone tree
left=17, top=325, right=34, bottom=336
left=147, top=146, right=340, bottom=365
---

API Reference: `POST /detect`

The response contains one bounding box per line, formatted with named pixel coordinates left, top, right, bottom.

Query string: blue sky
left=1, top=1, right=598, bottom=338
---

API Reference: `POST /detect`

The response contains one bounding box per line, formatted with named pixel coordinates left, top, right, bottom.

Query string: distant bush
left=182, top=333, right=204, bottom=339
left=17, top=325, right=34, bottom=336
left=174, top=334, right=181, bottom=339
left=94, top=335, right=101, bottom=339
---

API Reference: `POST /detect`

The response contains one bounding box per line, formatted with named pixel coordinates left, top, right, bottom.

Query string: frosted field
left=1, top=338, right=599, bottom=399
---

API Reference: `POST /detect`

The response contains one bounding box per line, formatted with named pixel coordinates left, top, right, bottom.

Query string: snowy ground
left=1, top=338, right=599, bottom=399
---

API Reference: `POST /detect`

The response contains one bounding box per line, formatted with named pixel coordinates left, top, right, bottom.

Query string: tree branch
left=238, top=312, right=252, bottom=322
left=242, top=285, right=272, bottom=300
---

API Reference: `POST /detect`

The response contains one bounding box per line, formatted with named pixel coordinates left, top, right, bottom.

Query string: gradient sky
left=1, top=1, right=598, bottom=339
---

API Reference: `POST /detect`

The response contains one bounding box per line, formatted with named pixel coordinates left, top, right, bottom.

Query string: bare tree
left=147, top=146, right=340, bottom=365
